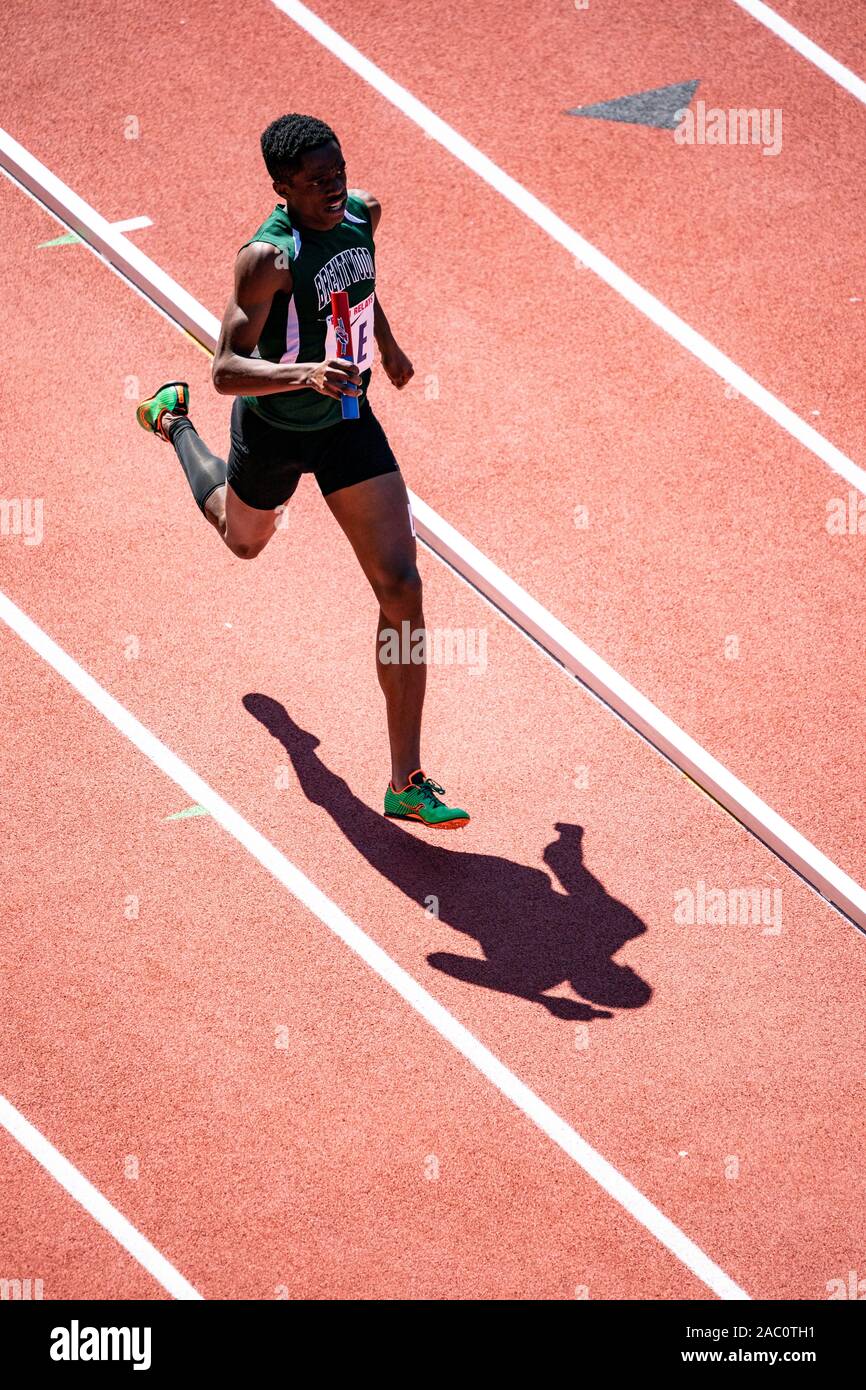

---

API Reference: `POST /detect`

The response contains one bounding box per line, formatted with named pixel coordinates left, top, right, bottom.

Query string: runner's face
left=279, top=142, right=347, bottom=230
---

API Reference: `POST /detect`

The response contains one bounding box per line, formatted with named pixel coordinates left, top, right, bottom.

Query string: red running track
left=2, top=0, right=865, bottom=886
left=1, top=0, right=865, bottom=1299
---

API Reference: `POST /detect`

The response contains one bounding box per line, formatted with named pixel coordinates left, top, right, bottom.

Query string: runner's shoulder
left=236, top=238, right=293, bottom=295
left=348, top=188, right=382, bottom=233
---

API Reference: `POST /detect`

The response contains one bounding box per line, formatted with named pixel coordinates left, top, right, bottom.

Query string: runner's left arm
left=349, top=188, right=414, bottom=390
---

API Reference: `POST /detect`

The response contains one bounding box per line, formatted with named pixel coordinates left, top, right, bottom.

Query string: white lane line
left=0, top=589, right=749, bottom=1301
left=729, top=0, right=866, bottom=107
left=1, top=130, right=863, bottom=929
left=0, top=1094, right=202, bottom=1300
left=272, top=0, right=866, bottom=499
left=409, top=496, right=866, bottom=933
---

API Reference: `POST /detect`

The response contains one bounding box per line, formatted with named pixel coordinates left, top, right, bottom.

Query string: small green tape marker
left=38, top=232, right=83, bottom=248
left=164, top=804, right=210, bottom=821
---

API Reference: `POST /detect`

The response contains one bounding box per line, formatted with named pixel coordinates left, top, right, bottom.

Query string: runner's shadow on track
left=243, top=695, right=652, bottom=1023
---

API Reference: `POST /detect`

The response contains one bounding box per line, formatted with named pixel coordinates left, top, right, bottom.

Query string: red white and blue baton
left=331, top=290, right=359, bottom=420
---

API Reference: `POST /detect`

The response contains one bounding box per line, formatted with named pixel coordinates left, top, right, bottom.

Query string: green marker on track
left=38, top=231, right=82, bottom=248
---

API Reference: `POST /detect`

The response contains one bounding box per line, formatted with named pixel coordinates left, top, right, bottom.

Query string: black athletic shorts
left=225, top=395, right=399, bottom=511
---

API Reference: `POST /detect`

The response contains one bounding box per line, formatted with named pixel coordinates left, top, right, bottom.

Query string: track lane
left=2, top=633, right=712, bottom=1301
left=3, top=0, right=865, bottom=891
left=1, top=187, right=864, bottom=1296
left=305, top=0, right=866, bottom=458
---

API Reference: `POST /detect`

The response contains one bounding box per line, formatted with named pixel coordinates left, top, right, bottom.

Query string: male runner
left=136, top=113, right=468, bottom=828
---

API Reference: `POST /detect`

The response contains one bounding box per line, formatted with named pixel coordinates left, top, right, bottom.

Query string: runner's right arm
left=211, top=241, right=361, bottom=401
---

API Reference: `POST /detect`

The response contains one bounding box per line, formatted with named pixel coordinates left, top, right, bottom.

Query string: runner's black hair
left=260, top=113, right=340, bottom=179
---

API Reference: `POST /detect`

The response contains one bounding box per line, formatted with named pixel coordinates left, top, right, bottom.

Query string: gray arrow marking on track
left=566, top=79, right=700, bottom=129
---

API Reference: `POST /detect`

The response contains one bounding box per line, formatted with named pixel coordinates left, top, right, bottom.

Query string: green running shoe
left=136, top=381, right=190, bottom=441
left=384, top=769, right=470, bottom=829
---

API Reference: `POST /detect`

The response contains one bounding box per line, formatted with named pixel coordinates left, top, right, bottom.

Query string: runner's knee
left=226, top=534, right=269, bottom=560
left=374, top=564, right=422, bottom=617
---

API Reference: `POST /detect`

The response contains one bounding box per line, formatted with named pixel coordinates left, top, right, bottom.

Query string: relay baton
left=330, top=290, right=359, bottom=420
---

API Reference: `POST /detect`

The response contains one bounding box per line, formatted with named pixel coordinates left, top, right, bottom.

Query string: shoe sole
left=384, top=811, right=470, bottom=829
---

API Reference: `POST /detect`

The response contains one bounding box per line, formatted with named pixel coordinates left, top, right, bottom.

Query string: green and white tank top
left=240, top=194, right=376, bottom=430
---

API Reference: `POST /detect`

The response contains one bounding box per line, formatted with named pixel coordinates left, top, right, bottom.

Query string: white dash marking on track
left=111, top=215, right=152, bottom=233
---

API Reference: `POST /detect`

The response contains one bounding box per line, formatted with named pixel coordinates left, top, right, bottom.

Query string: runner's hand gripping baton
left=331, top=290, right=359, bottom=420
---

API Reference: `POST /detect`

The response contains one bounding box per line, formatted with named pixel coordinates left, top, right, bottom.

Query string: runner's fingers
left=324, top=373, right=361, bottom=395
left=325, top=357, right=361, bottom=382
